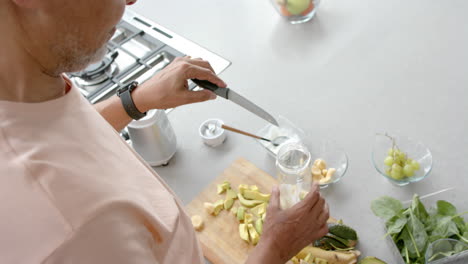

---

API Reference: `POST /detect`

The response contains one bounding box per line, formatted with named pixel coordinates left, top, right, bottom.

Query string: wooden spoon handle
left=221, top=124, right=266, bottom=141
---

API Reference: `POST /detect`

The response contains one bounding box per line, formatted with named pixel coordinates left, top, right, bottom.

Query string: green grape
left=385, top=168, right=392, bottom=175
left=392, top=163, right=402, bottom=173
left=403, top=164, right=415, bottom=177
left=407, top=158, right=413, bottom=164
left=398, top=151, right=406, bottom=161
left=391, top=169, right=404, bottom=180
left=411, top=160, right=420, bottom=171
left=384, top=156, right=394, bottom=166
left=388, top=148, right=395, bottom=156
left=394, top=156, right=401, bottom=163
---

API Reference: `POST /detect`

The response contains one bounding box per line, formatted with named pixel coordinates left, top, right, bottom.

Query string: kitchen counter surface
left=130, top=0, right=468, bottom=262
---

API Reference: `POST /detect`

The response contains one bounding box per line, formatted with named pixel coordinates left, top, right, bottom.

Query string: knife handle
left=191, top=79, right=219, bottom=92
left=191, top=79, right=229, bottom=99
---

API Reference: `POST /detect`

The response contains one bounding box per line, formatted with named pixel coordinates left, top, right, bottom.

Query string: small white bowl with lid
left=199, top=119, right=227, bottom=147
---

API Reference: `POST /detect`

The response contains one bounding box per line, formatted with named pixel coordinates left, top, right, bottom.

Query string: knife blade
left=192, top=79, right=279, bottom=126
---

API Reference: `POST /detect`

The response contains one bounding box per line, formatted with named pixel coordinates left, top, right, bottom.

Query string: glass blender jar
left=276, top=142, right=312, bottom=209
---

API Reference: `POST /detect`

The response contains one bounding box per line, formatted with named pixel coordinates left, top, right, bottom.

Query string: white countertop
left=130, top=0, right=468, bottom=262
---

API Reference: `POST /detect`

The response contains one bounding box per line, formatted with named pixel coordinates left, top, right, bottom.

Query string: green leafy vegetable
left=437, top=200, right=457, bottom=216
left=385, top=215, right=407, bottom=236
left=371, top=196, right=403, bottom=221
left=371, top=194, right=468, bottom=264
left=411, top=195, right=428, bottom=224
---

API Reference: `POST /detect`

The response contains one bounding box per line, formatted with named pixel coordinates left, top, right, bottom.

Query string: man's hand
left=94, top=56, right=225, bottom=131
left=245, top=183, right=329, bottom=264
left=132, top=56, right=226, bottom=112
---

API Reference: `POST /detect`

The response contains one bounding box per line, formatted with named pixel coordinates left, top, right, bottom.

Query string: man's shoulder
left=0, top=152, right=71, bottom=264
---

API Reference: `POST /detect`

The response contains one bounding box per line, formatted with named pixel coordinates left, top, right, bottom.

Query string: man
left=0, top=0, right=329, bottom=263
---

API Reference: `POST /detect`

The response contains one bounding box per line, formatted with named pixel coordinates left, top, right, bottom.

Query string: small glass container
left=270, top=0, right=320, bottom=24
left=276, top=142, right=312, bottom=209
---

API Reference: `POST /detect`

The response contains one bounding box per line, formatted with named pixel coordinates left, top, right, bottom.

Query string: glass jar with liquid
left=276, top=142, right=312, bottom=209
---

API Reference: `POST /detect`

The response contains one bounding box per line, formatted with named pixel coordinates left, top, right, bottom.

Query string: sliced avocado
left=239, top=223, right=249, bottom=242
left=237, top=207, right=245, bottom=222
left=217, top=181, right=230, bottom=194
left=213, top=200, right=224, bottom=216
left=255, top=218, right=263, bottom=235
left=238, top=184, right=249, bottom=195
left=224, top=198, right=234, bottom=210
left=230, top=206, right=238, bottom=215
left=358, top=256, right=387, bottom=264
left=237, top=193, right=263, bottom=208
left=250, top=185, right=259, bottom=191
left=244, top=213, right=253, bottom=224
left=251, top=203, right=267, bottom=217
left=303, top=253, right=313, bottom=262
left=225, top=189, right=237, bottom=200
left=247, top=223, right=259, bottom=245
left=243, top=189, right=270, bottom=202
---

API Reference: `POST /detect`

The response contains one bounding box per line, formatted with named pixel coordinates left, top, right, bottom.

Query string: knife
left=192, top=79, right=279, bottom=126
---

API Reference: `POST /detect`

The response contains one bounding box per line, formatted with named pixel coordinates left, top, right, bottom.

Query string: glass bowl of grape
left=372, top=133, right=433, bottom=186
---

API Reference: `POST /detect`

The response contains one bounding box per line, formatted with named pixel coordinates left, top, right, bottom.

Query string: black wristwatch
left=116, top=81, right=147, bottom=120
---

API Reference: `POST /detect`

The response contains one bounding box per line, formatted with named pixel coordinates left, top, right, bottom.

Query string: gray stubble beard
left=50, top=32, right=108, bottom=76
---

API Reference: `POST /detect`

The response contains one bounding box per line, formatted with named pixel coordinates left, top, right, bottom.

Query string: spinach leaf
left=401, top=226, right=420, bottom=259
left=412, top=195, right=429, bottom=224
left=386, top=215, right=408, bottom=236
left=408, top=209, right=428, bottom=256
left=453, top=216, right=465, bottom=233
left=429, top=216, right=460, bottom=242
left=371, top=196, right=403, bottom=221
left=437, top=200, right=457, bottom=216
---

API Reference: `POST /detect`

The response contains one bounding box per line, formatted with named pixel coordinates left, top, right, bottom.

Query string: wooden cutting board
left=186, top=158, right=278, bottom=264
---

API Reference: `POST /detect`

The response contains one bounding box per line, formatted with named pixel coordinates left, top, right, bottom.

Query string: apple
left=286, top=0, right=311, bottom=15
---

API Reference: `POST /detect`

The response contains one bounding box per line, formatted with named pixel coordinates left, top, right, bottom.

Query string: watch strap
left=117, top=81, right=147, bottom=120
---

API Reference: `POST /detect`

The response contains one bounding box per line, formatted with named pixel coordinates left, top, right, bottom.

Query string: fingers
left=316, top=222, right=329, bottom=238
left=188, top=58, right=216, bottom=74
left=310, top=194, right=325, bottom=218
left=266, top=185, right=280, bottom=215
left=317, top=202, right=329, bottom=224
left=182, top=90, right=217, bottom=104
left=176, top=57, right=227, bottom=88
left=302, top=182, right=320, bottom=209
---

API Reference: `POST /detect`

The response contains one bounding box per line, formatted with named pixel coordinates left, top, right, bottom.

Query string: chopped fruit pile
left=192, top=181, right=369, bottom=263
left=311, top=159, right=336, bottom=184
left=199, top=182, right=269, bottom=245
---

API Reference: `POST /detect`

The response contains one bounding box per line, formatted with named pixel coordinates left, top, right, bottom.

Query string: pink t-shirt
left=0, top=84, right=204, bottom=264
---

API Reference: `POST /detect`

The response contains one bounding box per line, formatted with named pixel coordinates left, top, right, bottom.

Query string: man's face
left=20, top=0, right=136, bottom=75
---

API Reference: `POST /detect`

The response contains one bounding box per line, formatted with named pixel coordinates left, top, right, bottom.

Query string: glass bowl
left=309, top=140, right=348, bottom=188
left=256, top=116, right=305, bottom=158
left=372, top=133, right=433, bottom=186
left=270, top=0, right=320, bottom=24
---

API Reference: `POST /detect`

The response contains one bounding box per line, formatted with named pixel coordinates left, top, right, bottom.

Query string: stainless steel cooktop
left=66, top=10, right=230, bottom=105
